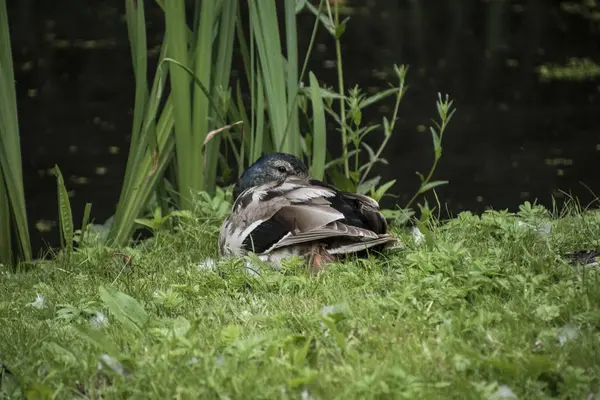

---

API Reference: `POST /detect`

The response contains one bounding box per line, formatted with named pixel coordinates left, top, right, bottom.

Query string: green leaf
left=80, top=202, right=92, bottom=244
left=373, top=179, right=397, bottom=202
left=324, top=149, right=359, bottom=170
left=304, top=1, right=335, bottom=35
left=0, top=177, right=11, bottom=263
left=220, top=324, right=241, bottom=345
left=98, top=286, right=148, bottom=332
left=381, top=208, right=414, bottom=225
left=327, top=169, right=356, bottom=192
left=173, top=316, right=191, bottom=338
left=43, top=342, right=78, bottom=367
left=165, top=0, right=194, bottom=207
left=352, top=107, right=362, bottom=126
left=109, top=0, right=176, bottom=247
left=417, top=180, right=449, bottom=195
left=295, top=0, right=307, bottom=13
left=52, top=165, right=73, bottom=253
left=284, top=0, right=300, bottom=153
left=73, top=324, right=120, bottom=356
left=125, top=0, right=149, bottom=158
left=357, top=176, right=381, bottom=195
left=168, top=210, right=194, bottom=219
left=300, top=85, right=345, bottom=100
left=204, top=0, right=238, bottom=195
left=416, top=220, right=436, bottom=249
left=24, top=383, right=53, bottom=400
left=320, top=316, right=347, bottom=350
left=334, top=21, right=346, bottom=39
left=0, top=0, right=31, bottom=263
left=248, top=0, right=300, bottom=155
left=360, top=87, right=401, bottom=109
left=190, top=0, right=216, bottom=196
left=309, top=72, right=326, bottom=180
left=361, top=142, right=376, bottom=162
left=430, top=127, right=442, bottom=159
left=134, top=218, right=158, bottom=231
left=382, top=116, right=391, bottom=137
left=535, top=304, right=561, bottom=322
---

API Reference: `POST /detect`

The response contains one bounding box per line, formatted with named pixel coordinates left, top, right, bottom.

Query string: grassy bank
left=1, top=204, right=599, bottom=399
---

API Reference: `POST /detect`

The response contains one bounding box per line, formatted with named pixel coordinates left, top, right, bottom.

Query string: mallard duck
left=218, top=152, right=401, bottom=271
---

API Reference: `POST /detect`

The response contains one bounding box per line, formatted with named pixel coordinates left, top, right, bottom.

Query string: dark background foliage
left=7, top=0, right=600, bottom=255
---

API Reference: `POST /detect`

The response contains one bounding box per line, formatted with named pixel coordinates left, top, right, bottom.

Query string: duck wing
left=219, top=177, right=341, bottom=255
left=219, top=177, right=398, bottom=256
left=307, top=180, right=389, bottom=234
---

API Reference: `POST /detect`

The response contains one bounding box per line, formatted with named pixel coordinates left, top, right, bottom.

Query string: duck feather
left=219, top=176, right=400, bottom=258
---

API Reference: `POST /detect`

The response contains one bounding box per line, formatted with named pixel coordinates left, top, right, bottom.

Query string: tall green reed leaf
left=0, top=176, right=11, bottom=263
left=190, top=0, right=214, bottom=198
left=284, top=0, right=300, bottom=154
left=238, top=0, right=325, bottom=173
left=252, top=71, right=265, bottom=163
left=205, top=0, right=238, bottom=193
left=165, top=0, right=194, bottom=208
left=248, top=0, right=299, bottom=155
left=309, top=72, right=326, bottom=180
left=116, top=0, right=150, bottom=214
left=110, top=1, right=236, bottom=246
left=108, top=0, right=174, bottom=246
left=235, top=13, right=264, bottom=167
left=0, top=0, right=31, bottom=263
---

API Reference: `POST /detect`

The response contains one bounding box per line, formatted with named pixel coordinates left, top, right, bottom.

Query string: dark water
left=7, top=0, right=600, bottom=256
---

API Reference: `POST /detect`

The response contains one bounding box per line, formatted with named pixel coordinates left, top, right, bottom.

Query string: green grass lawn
left=1, top=203, right=599, bottom=399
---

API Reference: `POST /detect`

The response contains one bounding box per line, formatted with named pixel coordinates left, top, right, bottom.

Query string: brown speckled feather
left=219, top=176, right=401, bottom=261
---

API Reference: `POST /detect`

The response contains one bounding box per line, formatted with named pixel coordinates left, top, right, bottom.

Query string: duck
left=218, top=152, right=401, bottom=272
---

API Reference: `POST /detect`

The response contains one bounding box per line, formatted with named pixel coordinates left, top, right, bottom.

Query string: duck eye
left=277, top=166, right=288, bottom=174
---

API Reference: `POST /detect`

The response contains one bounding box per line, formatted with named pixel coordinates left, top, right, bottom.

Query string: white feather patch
left=232, top=218, right=268, bottom=254
left=285, top=186, right=336, bottom=202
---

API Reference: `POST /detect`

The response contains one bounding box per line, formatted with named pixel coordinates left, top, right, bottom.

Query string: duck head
left=233, top=152, right=309, bottom=199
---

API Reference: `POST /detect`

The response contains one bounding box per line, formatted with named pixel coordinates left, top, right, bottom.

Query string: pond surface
left=8, top=0, right=600, bottom=255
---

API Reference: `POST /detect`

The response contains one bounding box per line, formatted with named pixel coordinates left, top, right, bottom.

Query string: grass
left=1, top=202, right=600, bottom=399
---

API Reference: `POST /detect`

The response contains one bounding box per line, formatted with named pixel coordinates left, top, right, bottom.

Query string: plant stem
left=359, top=81, right=405, bottom=185
left=327, top=1, right=349, bottom=178
left=404, top=114, right=452, bottom=210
